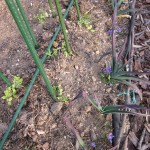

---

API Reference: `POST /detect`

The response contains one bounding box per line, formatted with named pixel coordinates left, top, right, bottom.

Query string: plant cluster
left=46, top=48, right=59, bottom=58
left=78, top=13, right=95, bottom=32
left=53, top=84, right=69, bottom=102
left=61, top=42, right=73, bottom=57
left=34, top=9, right=48, bottom=24
left=46, top=42, right=73, bottom=58
left=2, top=76, right=23, bottom=105
left=99, top=0, right=150, bottom=100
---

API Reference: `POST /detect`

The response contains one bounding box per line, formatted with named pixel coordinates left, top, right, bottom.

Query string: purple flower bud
left=91, top=142, right=96, bottom=148
left=107, top=29, right=113, bottom=35
left=107, top=133, right=115, bottom=143
left=107, top=27, right=125, bottom=35
left=103, top=67, right=112, bottom=74
left=116, top=27, right=122, bottom=33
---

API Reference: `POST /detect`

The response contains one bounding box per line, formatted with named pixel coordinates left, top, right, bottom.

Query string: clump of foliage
left=61, top=42, right=72, bottom=57
left=78, top=13, right=95, bottom=32
left=82, top=91, right=149, bottom=116
left=46, top=48, right=59, bottom=58
left=34, top=9, right=48, bottom=24
left=99, top=62, right=150, bottom=100
left=53, top=84, right=69, bottom=102
left=2, top=76, right=23, bottom=105
left=99, top=0, right=150, bottom=100
left=46, top=42, right=73, bottom=58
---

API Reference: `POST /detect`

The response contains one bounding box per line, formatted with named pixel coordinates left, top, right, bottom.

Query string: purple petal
left=91, top=142, right=96, bottom=148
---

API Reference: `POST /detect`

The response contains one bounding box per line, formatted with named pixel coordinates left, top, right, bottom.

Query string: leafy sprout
left=53, top=84, right=69, bottom=102
left=2, top=76, right=23, bottom=105
left=46, top=48, right=59, bottom=58
left=34, top=9, right=48, bottom=24
left=78, top=13, right=95, bottom=32
left=61, top=42, right=72, bottom=57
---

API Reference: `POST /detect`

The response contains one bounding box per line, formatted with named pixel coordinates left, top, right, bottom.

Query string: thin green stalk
left=48, top=0, right=55, bottom=17
left=54, top=0, right=72, bottom=53
left=15, top=0, right=39, bottom=49
left=74, top=0, right=81, bottom=20
left=0, top=71, right=11, bottom=86
left=5, top=0, right=56, bottom=100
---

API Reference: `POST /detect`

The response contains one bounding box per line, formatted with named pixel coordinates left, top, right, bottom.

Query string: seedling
left=34, top=9, right=48, bottom=24
left=46, top=48, right=59, bottom=58
left=61, top=42, right=72, bottom=57
left=2, top=76, right=23, bottom=105
left=78, top=13, right=95, bottom=32
left=53, top=84, right=69, bottom=102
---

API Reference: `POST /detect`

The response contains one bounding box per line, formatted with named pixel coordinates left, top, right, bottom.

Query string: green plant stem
left=0, top=71, right=11, bottom=86
left=0, top=0, right=74, bottom=148
left=54, top=0, right=72, bottom=53
left=48, top=0, right=55, bottom=17
left=5, top=0, right=56, bottom=101
left=74, top=0, right=81, bottom=20
left=15, top=0, right=39, bottom=49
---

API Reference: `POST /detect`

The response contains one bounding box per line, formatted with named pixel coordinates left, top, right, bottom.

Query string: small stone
left=51, top=123, right=57, bottom=129
left=106, top=87, right=112, bottom=93
left=42, top=142, right=49, bottom=150
left=85, top=106, right=92, bottom=112
left=51, top=102, right=63, bottom=115
left=90, top=130, right=97, bottom=141
left=62, top=9, right=66, bottom=14
left=92, top=76, right=96, bottom=82
left=53, top=41, right=59, bottom=48
left=95, top=50, right=100, bottom=54
left=32, top=134, right=38, bottom=142
left=74, top=65, right=79, bottom=70
left=36, top=130, right=45, bottom=135
left=6, top=69, right=10, bottom=74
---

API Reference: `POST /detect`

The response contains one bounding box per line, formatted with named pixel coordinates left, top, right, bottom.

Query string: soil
left=0, top=0, right=149, bottom=150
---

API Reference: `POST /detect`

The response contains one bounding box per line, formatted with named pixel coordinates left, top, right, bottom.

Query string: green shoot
left=78, top=13, right=95, bottom=32
left=34, top=9, right=48, bottom=24
left=61, top=42, right=72, bottom=57
left=2, top=76, right=23, bottom=105
left=46, top=48, right=59, bottom=58
left=53, top=84, right=69, bottom=102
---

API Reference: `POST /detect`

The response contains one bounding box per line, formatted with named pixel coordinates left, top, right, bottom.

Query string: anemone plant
left=99, top=64, right=150, bottom=100
left=82, top=92, right=150, bottom=116
left=99, top=0, right=150, bottom=100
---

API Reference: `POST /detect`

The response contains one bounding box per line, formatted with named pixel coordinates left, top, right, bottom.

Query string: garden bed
left=0, top=0, right=149, bottom=150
